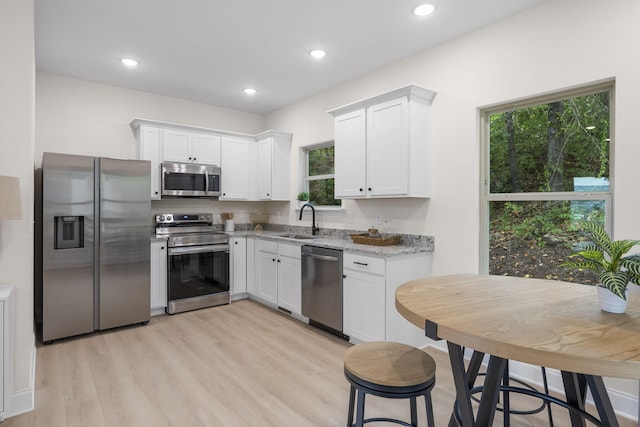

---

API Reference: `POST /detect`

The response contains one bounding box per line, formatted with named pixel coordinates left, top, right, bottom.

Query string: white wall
left=35, top=73, right=267, bottom=167
left=265, top=0, right=640, bottom=417
left=0, top=0, right=35, bottom=416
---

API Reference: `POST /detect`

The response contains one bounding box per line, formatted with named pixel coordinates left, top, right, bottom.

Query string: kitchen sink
left=277, top=233, right=317, bottom=240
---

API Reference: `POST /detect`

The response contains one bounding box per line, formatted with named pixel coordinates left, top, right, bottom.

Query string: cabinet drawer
left=278, top=242, right=301, bottom=259
left=344, top=253, right=385, bottom=276
left=256, top=239, right=278, bottom=253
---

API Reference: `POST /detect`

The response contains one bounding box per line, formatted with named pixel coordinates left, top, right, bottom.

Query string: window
left=303, top=143, right=341, bottom=207
left=480, top=81, right=613, bottom=283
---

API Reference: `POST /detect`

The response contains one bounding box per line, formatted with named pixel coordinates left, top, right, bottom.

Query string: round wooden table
left=395, top=274, right=640, bottom=426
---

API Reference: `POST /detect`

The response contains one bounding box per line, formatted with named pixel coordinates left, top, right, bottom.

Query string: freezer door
left=42, top=152, right=95, bottom=342
left=98, top=157, right=151, bottom=329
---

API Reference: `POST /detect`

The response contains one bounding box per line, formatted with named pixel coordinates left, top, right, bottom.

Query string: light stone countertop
left=227, top=230, right=434, bottom=257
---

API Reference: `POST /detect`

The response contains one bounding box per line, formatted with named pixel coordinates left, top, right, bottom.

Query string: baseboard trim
left=6, top=331, right=36, bottom=418
left=423, top=341, right=638, bottom=423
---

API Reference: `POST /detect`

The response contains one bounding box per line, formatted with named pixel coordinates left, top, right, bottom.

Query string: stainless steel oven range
left=155, top=213, right=230, bottom=314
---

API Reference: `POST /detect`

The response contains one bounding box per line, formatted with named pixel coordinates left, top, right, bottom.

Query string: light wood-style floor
left=5, top=299, right=636, bottom=426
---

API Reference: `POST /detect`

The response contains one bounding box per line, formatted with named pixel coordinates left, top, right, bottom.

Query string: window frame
left=300, top=141, right=342, bottom=209
left=479, top=80, right=615, bottom=274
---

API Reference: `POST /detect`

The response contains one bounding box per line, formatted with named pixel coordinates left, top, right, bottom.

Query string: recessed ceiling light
left=120, top=58, right=139, bottom=67
left=309, top=49, right=326, bottom=59
left=413, top=4, right=435, bottom=16
left=243, top=88, right=257, bottom=95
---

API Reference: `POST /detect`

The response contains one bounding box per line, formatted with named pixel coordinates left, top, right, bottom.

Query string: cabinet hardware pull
left=354, top=261, right=368, bottom=266
left=343, top=274, right=347, bottom=278
left=368, top=187, right=372, bottom=191
left=272, top=258, right=276, bottom=262
left=161, top=246, right=164, bottom=250
left=359, top=188, right=363, bottom=192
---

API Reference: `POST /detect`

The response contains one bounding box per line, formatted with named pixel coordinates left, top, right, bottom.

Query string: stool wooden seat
left=343, top=342, right=436, bottom=427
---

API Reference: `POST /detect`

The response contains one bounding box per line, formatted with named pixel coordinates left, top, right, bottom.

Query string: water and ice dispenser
left=54, top=216, right=84, bottom=249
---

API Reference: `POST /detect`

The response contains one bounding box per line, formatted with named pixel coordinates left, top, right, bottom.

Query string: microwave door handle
left=204, top=171, right=209, bottom=193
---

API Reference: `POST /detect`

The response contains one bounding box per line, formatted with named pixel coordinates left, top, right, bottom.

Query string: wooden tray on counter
left=350, top=234, right=401, bottom=246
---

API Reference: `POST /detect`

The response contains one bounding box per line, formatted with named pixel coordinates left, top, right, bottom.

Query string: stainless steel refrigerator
left=41, top=152, right=151, bottom=342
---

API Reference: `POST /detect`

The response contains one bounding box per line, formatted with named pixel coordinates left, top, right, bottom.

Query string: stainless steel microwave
left=161, top=162, right=221, bottom=198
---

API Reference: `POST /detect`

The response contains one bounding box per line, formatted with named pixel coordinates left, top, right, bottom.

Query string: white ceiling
left=35, top=0, right=544, bottom=115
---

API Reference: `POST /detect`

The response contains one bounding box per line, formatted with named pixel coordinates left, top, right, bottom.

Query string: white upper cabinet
left=334, top=109, right=366, bottom=198
left=163, top=128, right=221, bottom=166
left=257, top=131, right=292, bottom=201
left=220, top=136, right=254, bottom=200
left=328, top=84, right=436, bottom=198
left=134, top=124, right=162, bottom=200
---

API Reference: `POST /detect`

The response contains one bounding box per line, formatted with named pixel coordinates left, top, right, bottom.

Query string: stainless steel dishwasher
left=301, top=245, right=344, bottom=335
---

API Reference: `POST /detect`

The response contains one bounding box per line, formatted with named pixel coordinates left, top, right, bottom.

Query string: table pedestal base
left=445, top=342, right=620, bottom=427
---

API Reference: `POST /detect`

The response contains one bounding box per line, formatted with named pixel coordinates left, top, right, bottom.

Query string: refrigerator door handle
left=169, top=244, right=230, bottom=255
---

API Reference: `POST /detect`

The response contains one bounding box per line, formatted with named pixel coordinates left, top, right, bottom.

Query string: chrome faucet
left=299, top=203, right=319, bottom=235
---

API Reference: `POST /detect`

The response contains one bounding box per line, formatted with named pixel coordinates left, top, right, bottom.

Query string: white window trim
left=479, top=81, right=615, bottom=274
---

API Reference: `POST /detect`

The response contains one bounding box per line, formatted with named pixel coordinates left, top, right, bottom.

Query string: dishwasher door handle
left=303, top=253, right=339, bottom=262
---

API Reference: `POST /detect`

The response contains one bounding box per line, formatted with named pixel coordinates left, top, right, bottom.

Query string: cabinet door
left=138, top=126, right=162, bottom=200
left=334, top=109, right=366, bottom=198
left=163, top=129, right=191, bottom=163
left=192, top=133, right=221, bottom=166
left=150, top=240, right=167, bottom=312
left=366, top=97, right=409, bottom=196
left=220, top=137, right=251, bottom=200
left=231, top=237, right=247, bottom=296
left=343, top=269, right=385, bottom=342
left=256, top=246, right=278, bottom=305
left=258, top=138, right=273, bottom=200
left=277, top=247, right=301, bottom=315
left=246, top=238, right=256, bottom=295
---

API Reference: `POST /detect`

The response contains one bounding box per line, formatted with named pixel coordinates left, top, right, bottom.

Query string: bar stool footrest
left=351, top=417, right=415, bottom=426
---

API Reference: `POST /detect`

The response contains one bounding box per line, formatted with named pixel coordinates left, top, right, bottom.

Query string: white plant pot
left=597, top=286, right=628, bottom=314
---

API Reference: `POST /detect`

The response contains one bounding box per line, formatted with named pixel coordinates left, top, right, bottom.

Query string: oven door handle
left=169, top=244, right=230, bottom=255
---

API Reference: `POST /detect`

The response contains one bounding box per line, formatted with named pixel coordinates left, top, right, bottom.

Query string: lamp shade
left=0, top=176, right=22, bottom=220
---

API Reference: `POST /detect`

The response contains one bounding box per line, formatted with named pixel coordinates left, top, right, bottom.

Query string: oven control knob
left=166, top=214, right=173, bottom=221
left=158, top=215, right=165, bottom=222
left=206, top=215, right=211, bottom=221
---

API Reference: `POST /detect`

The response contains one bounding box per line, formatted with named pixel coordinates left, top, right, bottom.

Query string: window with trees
left=304, top=143, right=341, bottom=207
left=480, top=82, right=613, bottom=284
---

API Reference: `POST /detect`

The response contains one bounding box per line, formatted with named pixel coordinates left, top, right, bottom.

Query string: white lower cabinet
left=277, top=243, right=301, bottom=315
left=255, top=240, right=279, bottom=305
left=150, top=239, right=168, bottom=315
left=230, top=236, right=247, bottom=299
left=252, top=240, right=302, bottom=315
left=343, top=251, right=432, bottom=347
left=343, top=253, right=386, bottom=342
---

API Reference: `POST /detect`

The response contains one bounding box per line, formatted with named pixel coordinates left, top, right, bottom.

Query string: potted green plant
left=561, top=221, right=640, bottom=313
left=297, top=191, right=309, bottom=208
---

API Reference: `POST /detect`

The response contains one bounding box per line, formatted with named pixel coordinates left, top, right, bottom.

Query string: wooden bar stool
left=343, top=342, right=436, bottom=427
